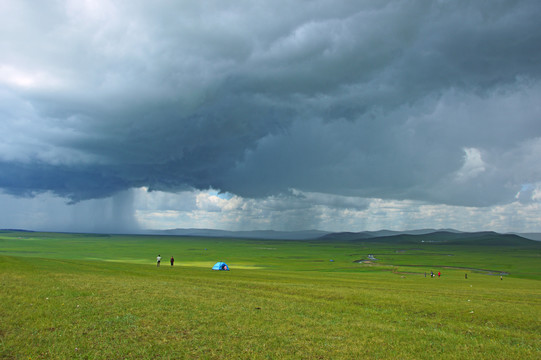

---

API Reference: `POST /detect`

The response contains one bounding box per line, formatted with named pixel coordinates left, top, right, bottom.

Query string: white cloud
left=195, top=191, right=243, bottom=212
left=532, top=184, right=541, bottom=202
left=0, top=65, right=64, bottom=89
left=455, top=148, right=486, bottom=182
left=2, top=187, right=540, bottom=233
left=130, top=188, right=541, bottom=233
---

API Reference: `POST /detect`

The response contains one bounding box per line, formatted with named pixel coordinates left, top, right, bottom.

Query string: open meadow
left=1, top=231, right=540, bottom=359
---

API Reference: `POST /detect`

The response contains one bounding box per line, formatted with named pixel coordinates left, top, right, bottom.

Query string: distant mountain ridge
left=512, top=232, right=541, bottom=241
left=144, top=228, right=540, bottom=244
left=317, top=228, right=458, bottom=241
left=0, top=229, right=35, bottom=233
left=2, top=227, right=540, bottom=243
left=146, top=228, right=330, bottom=240
left=147, top=227, right=464, bottom=240
left=319, top=230, right=539, bottom=247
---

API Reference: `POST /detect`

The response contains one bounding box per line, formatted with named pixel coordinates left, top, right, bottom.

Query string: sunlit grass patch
left=102, top=258, right=153, bottom=264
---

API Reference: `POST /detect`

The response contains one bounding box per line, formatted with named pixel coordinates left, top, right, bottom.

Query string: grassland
left=1, top=231, right=540, bottom=359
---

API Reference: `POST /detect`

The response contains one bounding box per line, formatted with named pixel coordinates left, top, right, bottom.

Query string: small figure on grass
left=438, top=271, right=441, bottom=278
left=157, top=255, right=161, bottom=267
left=465, top=273, right=468, bottom=279
left=170, top=256, right=174, bottom=267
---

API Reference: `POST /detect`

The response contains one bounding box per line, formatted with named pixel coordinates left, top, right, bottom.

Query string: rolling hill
left=320, top=230, right=540, bottom=247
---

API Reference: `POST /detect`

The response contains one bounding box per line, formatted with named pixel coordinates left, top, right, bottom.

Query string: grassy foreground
left=1, top=231, right=540, bottom=359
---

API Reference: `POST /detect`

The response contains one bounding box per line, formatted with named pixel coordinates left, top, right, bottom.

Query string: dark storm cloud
left=1, top=0, right=540, bottom=207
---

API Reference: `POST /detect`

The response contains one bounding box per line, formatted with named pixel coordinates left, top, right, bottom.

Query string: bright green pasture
left=1, top=231, right=540, bottom=359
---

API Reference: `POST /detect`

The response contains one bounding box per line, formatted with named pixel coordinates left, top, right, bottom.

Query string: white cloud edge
left=5, top=186, right=537, bottom=234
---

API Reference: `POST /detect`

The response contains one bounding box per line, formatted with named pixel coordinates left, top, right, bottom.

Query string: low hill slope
left=332, top=231, right=541, bottom=247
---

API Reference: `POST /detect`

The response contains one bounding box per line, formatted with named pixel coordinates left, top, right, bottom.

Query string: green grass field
left=1, top=231, right=540, bottom=359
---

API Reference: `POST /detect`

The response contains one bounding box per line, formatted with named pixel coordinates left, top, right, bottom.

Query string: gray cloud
left=1, top=0, right=540, bottom=212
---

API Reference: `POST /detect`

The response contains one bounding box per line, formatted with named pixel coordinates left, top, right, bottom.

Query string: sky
left=1, top=0, right=540, bottom=234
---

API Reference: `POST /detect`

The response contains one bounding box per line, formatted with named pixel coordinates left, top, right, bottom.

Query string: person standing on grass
left=170, top=256, right=174, bottom=267
left=157, top=255, right=161, bottom=267
left=438, top=271, right=441, bottom=277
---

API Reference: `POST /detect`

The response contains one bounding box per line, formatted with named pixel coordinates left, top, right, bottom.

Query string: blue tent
left=212, top=262, right=229, bottom=271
